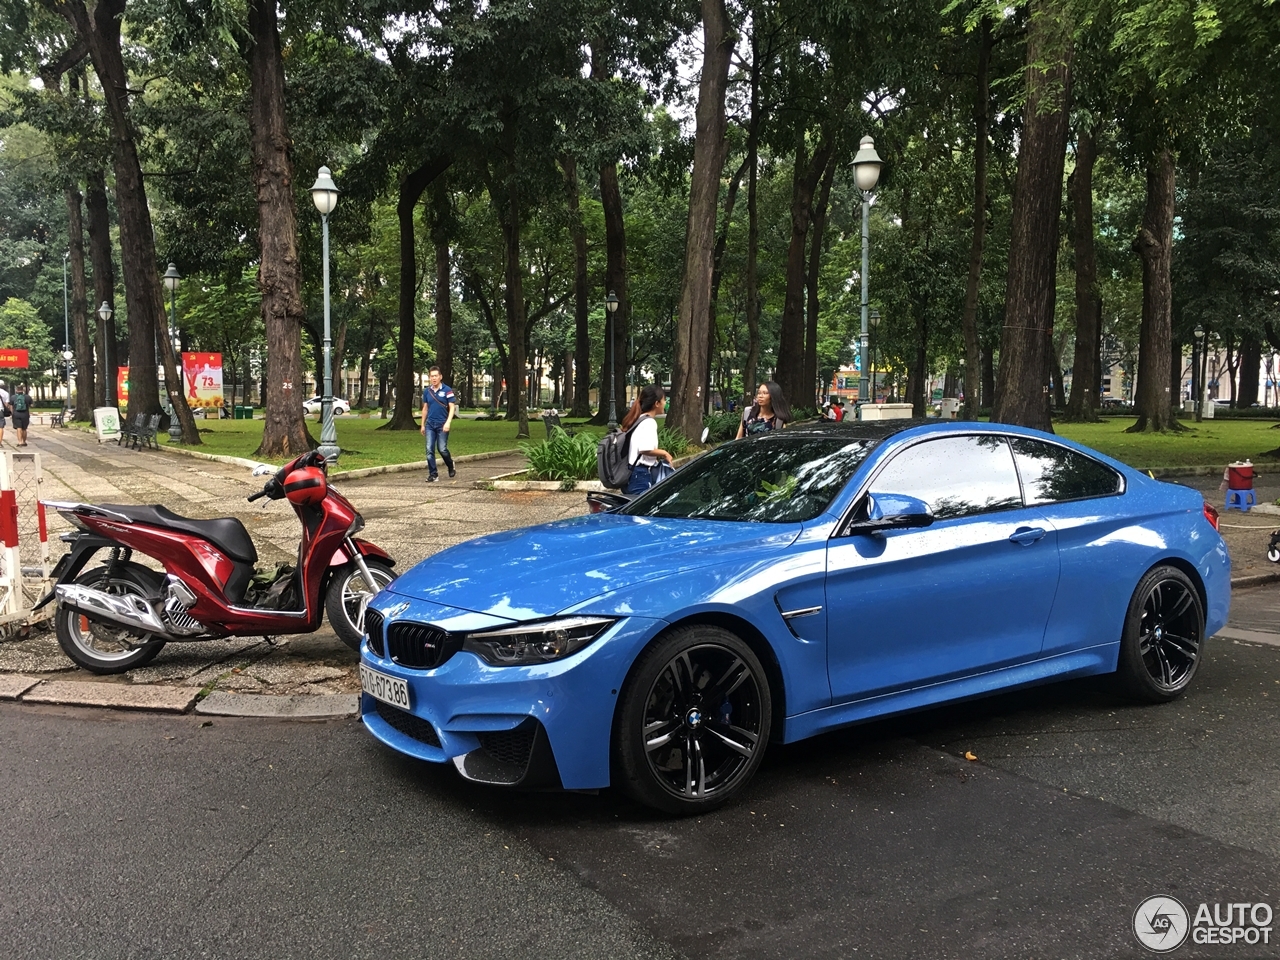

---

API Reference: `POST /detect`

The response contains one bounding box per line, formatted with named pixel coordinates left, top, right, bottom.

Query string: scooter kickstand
left=262, top=635, right=276, bottom=646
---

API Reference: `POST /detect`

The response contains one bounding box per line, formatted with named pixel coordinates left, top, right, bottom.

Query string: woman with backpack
left=622, top=384, right=674, bottom=495
left=9, top=383, right=31, bottom=446
left=735, top=381, right=793, bottom=439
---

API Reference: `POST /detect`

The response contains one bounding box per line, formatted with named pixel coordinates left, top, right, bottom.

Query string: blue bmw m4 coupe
left=359, top=419, right=1230, bottom=814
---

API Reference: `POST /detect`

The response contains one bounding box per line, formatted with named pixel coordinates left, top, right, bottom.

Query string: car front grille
left=365, top=608, right=385, bottom=657
left=478, top=721, right=537, bottom=767
left=386, top=621, right=457, bottom=669
left=374, top=700, right=441, bottom=748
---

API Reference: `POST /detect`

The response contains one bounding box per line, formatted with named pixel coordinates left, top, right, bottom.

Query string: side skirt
left=783, top=643, right=1120, bottom=744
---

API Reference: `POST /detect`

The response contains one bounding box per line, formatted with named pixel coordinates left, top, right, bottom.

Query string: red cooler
left=1228, top=462, right=1254, bottom=490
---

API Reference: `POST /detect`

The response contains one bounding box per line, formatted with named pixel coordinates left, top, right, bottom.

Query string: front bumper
left=359, top=601, right=665, bottom=790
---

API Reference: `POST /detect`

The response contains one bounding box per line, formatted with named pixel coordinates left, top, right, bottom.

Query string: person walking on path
left=9, top=383, right=31, bottom=446
left=623, top=384, right=674, bottom=495
left=420, top=365, right=457, bottom=483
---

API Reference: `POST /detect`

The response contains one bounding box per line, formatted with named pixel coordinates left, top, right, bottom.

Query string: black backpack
left=596, top=421, right=642, bottom=490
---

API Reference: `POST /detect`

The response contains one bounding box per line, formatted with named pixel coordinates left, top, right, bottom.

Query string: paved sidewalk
left=0, top=427, right=584, bottom=716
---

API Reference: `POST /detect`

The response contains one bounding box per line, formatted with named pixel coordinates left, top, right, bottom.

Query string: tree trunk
left=775, top=132, right=833, bottom=406
left=982, top=346, right=995, bottom=410
left=991, top=0, right=1073, bottom=432
left=84, top=169, right=115, bottom=407
left=430, top=179, right=453, bottom=389
left=669, top=0, right=731, bottom=440
left=1238, top=335, right=1261, bottom=407
left=804, top=153, right=836, bottom=410
left=65, top=185, right=95, bottom=420
left=496, top=144, right=529, bottom=439
left=1128, top=148, right=1177, bottom=433
left=597, top=161, right=629, bottom=423
left=387, top=154, right=450, bottom=431
left=743, top=41, right=762, bottom=406
left=246, top=0, right=309, bottom=455
left=54, top=0, right=165, bottom=422
left=961, top=18, right=991, bottom=420
left=707, top=155, right=749, bottom=414
left=1064, top=128, right=1101, bottom=421
left=561, top=156, right=591, bottom=417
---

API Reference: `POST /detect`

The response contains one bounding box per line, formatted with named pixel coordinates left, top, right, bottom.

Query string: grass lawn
left=156, top=413, right=553, bottom=472
left=1055, top=417, right=1280, bottom=469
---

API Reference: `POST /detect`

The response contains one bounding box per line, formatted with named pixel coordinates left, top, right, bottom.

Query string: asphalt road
left=5, top=588, right=1280, bottom=959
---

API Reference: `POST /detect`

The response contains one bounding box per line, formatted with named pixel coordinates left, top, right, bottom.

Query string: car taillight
left=1203, top=500, right=1220, bottom=530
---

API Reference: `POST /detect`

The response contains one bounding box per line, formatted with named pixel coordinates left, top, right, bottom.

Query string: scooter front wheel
left=54, top=563, right=167, bottom=674
left=326, top=558, right=397, bottom=651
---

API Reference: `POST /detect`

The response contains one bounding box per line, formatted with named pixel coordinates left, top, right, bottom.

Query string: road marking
left=1216, top=626, right=1280, bottom=647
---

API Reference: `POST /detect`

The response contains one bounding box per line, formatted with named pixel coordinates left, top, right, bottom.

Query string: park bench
left=542, top=411, right=577, bottom=439
left=128, top=414, right=160, bottom=450
left=49, top=410, right=66, bottom=428
left=116, top=413, right=142, bottom=445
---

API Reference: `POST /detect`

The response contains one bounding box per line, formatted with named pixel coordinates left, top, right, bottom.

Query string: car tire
left=614, top=625, right=771, bottom=815
left=54, top=563, right=167, bottom=674
left=1115, top=565, right=1205, bottom=703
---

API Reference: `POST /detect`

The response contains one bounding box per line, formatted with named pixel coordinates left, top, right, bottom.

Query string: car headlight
left=461, top=616, right=616, bottom=666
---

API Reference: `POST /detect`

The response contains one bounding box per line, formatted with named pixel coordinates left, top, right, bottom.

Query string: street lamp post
left=605, top=290, right=620, bottom=430
left=310, top=166, right=341, bottom=463
left=1192, top=324, right=1204, bottom=422
left=852, top=136, right=882, bottom=416
left=869, top=309, right=881, bottom=403
left=163, top=263, right=183, bottom=441
left=62, top=252, right=71, bottom=411
left=98, top=301, right=114, bottom=405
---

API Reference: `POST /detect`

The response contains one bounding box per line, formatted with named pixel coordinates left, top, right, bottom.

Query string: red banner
left=117, top=367, right=129, bottom=404
left=182, top=352, right=223, bottom=408
left=0, top=349, right=30, bottom=368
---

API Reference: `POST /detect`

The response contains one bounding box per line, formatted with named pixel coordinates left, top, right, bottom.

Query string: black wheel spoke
left=1163, top=632, right=1199, bottom=660
left=644, top=719, right=680, bottom=753
left=704, top=721, right=757, bottom=758
left=1168, top=586, right=1194, bottom=619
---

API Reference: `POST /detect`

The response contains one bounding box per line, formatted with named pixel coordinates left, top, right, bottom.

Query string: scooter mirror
left=250, top=463, right=275, bottom=477
left=700, top=427, right=710, bottom=444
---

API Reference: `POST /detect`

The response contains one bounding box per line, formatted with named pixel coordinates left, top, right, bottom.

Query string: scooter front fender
left=330, top=538, right=394, bottom=568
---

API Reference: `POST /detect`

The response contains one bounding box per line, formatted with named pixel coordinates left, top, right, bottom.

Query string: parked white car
left=302, top=396, right=350, bottom=416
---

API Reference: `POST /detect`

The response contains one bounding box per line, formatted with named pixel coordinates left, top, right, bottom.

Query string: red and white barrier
left=0, top=451, right=53, bottom=632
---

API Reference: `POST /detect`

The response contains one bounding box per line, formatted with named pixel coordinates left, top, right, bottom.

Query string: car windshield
left=621, top=436, right=878, bottom=523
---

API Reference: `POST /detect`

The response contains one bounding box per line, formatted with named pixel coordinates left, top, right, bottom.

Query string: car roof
left=756, top=417, right=933, bottom=441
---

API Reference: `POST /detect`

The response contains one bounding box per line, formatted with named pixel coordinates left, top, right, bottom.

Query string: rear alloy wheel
left=54, top=563, right=166, bottom=675
left=615, top=625, right=771, bottom=815
left=1116, top=566, right=1205, bottom=702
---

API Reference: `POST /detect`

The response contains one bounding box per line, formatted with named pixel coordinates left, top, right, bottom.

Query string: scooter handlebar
left=247, top=489, right=268, bottom=503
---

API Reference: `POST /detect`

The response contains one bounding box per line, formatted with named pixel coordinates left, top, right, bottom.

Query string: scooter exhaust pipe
left=55, top=583, right=174, bottom=639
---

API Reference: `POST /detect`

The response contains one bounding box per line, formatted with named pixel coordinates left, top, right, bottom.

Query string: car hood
left=382, top=514, right=801, bottom=620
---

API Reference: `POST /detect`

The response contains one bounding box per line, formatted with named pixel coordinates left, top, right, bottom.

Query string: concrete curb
left=1230, top=572, right=1280, bottom=589
left=196, top=692, right=358, bottom=719
left=20, top=679, right=201, bottom=713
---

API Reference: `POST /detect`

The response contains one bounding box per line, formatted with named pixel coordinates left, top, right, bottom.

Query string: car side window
left=1009, top=438, right=1123, bottom=504
left=868, top=435, right=1023, bottom=520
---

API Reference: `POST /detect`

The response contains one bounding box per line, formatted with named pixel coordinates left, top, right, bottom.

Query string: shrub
left=702, top=411, right=740, bottom=443
left=658, top=425, right=692, bottom=458
left=520, top=428, right=600, bottom=482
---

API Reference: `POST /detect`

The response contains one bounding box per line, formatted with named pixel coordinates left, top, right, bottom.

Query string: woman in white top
left=623, top=384, right=674, bottom=495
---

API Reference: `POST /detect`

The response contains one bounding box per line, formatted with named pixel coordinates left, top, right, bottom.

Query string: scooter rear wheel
left=326, top=558, right=397, bottom=651
left=54, top=563, right=167, bottom=674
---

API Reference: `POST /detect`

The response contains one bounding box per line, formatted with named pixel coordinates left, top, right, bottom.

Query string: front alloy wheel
left=615, top=626, right=771, bottom=815
left=1116, top=565, right=1205, bottom=702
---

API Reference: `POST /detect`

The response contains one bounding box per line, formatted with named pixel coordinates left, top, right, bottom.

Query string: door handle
left=1009, top=526, right=1047, bottom=546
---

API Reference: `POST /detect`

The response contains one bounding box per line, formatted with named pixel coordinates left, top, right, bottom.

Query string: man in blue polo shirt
left=420, top=365, right=457, bottom=482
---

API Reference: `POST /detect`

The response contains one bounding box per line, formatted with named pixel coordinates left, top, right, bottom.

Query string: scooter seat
left=100, top=504, right=259, bottom=564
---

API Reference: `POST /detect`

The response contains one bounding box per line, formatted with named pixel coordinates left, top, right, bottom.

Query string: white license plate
left=360, top=664, right=410, bottom=710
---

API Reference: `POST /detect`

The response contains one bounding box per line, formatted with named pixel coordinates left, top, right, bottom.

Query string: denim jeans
left=424, top=423, right=454, bottom=476
left=625, top=464, right=655, bottom=495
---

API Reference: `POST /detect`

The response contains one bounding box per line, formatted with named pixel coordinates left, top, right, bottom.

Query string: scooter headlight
left=461, top=616, right=616, bottom=666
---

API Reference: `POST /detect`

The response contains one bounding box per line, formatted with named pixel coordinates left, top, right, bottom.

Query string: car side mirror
left=846, top=493, right=935, bottom=535
left=250, top=463, right=275, bottom=477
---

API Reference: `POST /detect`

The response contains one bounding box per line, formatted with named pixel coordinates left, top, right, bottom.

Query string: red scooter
left=36, top=451, right=395, bottom=674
